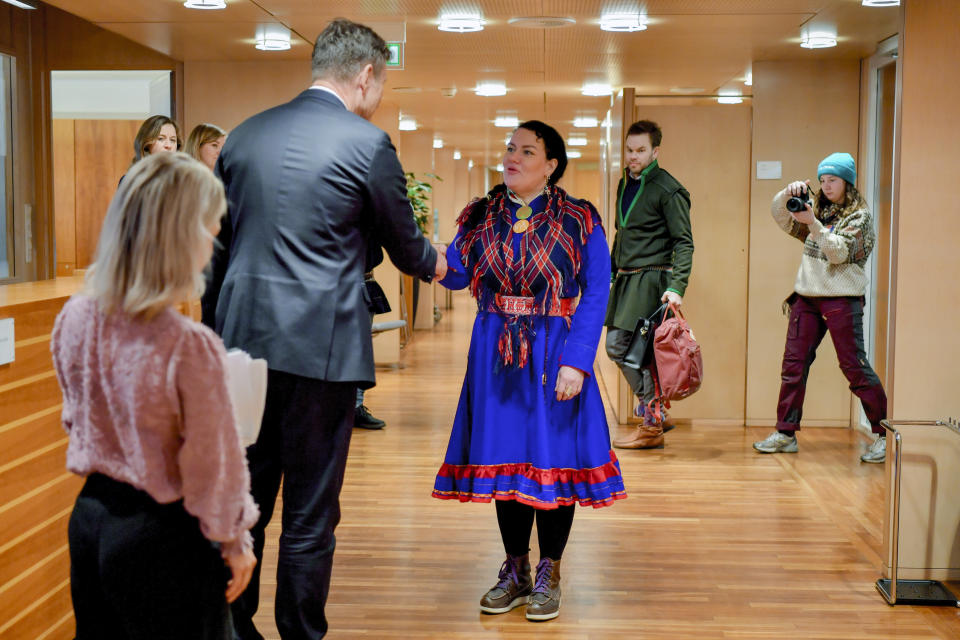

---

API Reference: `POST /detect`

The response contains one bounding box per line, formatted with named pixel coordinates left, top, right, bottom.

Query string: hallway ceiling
left=41, top=0, right=899, bottom=166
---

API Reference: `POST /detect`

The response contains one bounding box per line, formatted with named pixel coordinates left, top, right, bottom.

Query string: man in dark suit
left=201, top=19, right=445, bottom=639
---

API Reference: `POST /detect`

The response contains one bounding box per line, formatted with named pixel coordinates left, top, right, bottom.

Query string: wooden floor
left=253, top=291, right=960, bottom=639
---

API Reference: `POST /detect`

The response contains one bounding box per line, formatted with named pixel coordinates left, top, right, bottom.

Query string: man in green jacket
left=604, top=120, right=693, bottom=449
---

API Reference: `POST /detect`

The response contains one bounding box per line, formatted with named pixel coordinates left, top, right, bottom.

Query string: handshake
left=433, top=243, right=448, bottom=281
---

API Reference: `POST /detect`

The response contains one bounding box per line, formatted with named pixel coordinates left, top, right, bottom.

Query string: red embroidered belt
left=617, top=265, right=673, bottom=275
left=491, top=295, right=576, bottom=317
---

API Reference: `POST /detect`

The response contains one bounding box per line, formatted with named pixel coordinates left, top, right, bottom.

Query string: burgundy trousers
left=776, top=294, right=887, bottom=434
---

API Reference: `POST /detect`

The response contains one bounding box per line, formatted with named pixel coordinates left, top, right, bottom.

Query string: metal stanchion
left=875, top=418, right=960, bottom=606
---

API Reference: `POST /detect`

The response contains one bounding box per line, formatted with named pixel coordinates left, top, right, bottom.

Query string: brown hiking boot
left=479, top=554, right=532, bottom=614
left=612, top=423, right=664, bottom=449
left=526, top=558, right=562, bottom=621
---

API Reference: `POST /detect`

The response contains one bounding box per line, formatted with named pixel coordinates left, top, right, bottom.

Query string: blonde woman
left=52, top=152, right=259, bottom=638
left=185, top=122, right=227, bottom=171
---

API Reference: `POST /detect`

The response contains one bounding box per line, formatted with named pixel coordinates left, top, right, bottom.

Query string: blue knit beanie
left=817, top=152, right=857, bottom=185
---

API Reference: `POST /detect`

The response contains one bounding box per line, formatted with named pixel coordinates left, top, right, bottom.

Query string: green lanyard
left=617, top=160, right=658, bottom=229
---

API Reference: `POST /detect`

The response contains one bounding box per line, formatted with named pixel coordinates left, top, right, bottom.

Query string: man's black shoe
left=355, top=405, right=386, bottom=430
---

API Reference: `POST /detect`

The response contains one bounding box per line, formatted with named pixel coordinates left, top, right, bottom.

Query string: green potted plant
left=405, top=172, right=440, bottom=235
left=404, top=172, right=441, bottom=324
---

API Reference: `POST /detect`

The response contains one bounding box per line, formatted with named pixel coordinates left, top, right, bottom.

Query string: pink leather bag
left=653, top=302, right=703, bottom=401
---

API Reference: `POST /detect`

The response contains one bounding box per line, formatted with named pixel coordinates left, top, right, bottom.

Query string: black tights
left=496, top=500, right=575, bottom=560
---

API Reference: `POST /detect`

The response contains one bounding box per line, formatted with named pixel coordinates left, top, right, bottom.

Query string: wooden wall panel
left=634, top=104, right=752, bottom=423
left=746, top=59, right=861, bottom=426
left=52, top=119, right=77, bottom=276
left=889, top=0, right=960, bottom=420
left=73, top=119, right=140, bottom=270
left=0, top=283, right=82, bottom=640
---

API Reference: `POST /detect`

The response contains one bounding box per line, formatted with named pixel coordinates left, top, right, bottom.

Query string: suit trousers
left=232, top=370, right=355, bottom=640
left=776, top=294, right=887, bottom=433
left=69, top=474, right=231, bottom=640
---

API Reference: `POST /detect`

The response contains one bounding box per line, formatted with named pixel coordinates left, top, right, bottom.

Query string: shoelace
left=532, top=559, right=554, bottom=594
left=495, top=559, right=520, bottom=591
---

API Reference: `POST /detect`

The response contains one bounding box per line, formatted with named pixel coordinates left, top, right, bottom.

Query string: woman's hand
left=555, top=365, right=585, bottom=401
left=661, top=290, right=683, bottom=308
left=224, top=548, right=257, bottom=603
left=787, top=179, right=816, bottom=225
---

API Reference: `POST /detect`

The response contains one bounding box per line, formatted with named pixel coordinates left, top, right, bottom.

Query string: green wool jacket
left=604, top=163, right=693, bottom=330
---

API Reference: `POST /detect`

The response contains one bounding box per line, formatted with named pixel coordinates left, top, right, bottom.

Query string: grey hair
left=311, top=18, right=390, bottom=83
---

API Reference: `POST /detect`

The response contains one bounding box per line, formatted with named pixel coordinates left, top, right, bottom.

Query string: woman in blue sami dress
left=432, top=120, right=625, bottom=622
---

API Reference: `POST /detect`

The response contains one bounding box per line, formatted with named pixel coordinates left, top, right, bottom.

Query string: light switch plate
left=0, top=318, right=14, bottom=365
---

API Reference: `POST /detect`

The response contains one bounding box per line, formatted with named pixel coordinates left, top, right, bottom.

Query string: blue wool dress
left=432, top=192, right=626, bottom=510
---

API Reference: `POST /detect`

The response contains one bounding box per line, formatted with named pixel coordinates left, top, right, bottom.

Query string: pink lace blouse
left=51, top=295, right=259, bottom=557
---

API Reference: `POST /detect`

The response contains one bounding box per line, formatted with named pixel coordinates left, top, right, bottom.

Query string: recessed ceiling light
left=573, top=116, right=599, bottom=128
left=801, top=32, right=838, bottom=48
left=453, top=150, right=462, bottom=160
left=184, top=0, right=226, bottom=8
left=717, top=93, right=744, bottom=104
left=255, top=25, right=291, bottom=50
left=862, top=0, right=899, bottom=6
left=468, top=159, right=474, bottom=170
left=476, top=82, right=507, bottom=96
left=496, top=163, right=504, bottom=172
left=438, top=12, right=485, bottom=32
left=1, top=0, right=38, bottom=7
left=399, top=116, right=417, bottom=131
left=567, top=150, right=583, bottom=159
left=744, top=72, right=753, bottom=86
left=669, top=87, right=704, bottom=94
left=567, top=135, right=587, bottom=146
left=582, top=83, right=613, bottom=96
left=433, top=138, right=443, bottom=149
left=508, top=16, right=575, bottom=29
left=600, top=13, right=647, bottom=32
left=495, top=115, right=519, bottom=128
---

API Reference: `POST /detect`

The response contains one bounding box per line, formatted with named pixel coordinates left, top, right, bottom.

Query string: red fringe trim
left=431, top=489, right=627, bottom=510
left=435, top=451, right=623, bottom=487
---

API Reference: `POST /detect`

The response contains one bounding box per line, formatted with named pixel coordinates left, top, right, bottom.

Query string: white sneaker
left=860, top=436, right=886, bottom=464
left=753, top=431, right=798, bottom=454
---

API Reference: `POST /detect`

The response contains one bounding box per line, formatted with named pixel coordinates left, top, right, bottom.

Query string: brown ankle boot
left=612, top=423, right=664, bottom=449
left=479, top=553, right=532, bottom=614
left=526, top=557, right=561, bottom=621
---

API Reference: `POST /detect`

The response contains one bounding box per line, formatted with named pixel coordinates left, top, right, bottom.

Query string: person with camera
left=753, top=152, right=887, bottom=463
left=604, top=120, right=694, bottom=449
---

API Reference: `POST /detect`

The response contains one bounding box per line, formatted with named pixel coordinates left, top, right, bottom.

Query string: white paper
left=756, top=160, right=782, bottom=180
left=224, top=349, right=268, bottom=447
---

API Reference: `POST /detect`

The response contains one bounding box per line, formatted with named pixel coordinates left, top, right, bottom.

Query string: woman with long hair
left=753, top=152, right=888, bottom=463
left=131, top=114, right=182, bottom=165
left=53, top=152, right=259, bottom=638
left=185, top=122, right=226, bottom=171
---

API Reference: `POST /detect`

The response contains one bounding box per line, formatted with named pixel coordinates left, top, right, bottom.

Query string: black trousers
left=232, top=370, right=356, bottom=640
left=69, top=474, right=231, bottom=640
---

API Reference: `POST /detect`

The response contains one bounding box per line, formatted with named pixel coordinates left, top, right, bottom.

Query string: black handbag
left=363, top=278, right=392, bottom=315
left=622, top=303, right=667, bottom=370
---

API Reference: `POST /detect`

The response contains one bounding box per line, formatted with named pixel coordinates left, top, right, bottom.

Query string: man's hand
left=224, top=549, right=257, bottom=603
left=661, top=290, right=683, bottom=308
left=434, top=247, right=448, bottom=281
left=555, top=365, right=585, bottom=401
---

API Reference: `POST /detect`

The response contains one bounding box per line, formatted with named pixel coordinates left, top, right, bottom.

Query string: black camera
left=786, top=188, right=811, bottom=213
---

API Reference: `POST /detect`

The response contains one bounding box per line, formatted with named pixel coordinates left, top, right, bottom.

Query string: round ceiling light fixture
left=255, top=24, right=291, bottom=50
left=600, top=13, right=647, bottom=32
left=801, top=32, right=838, bottom=48
left=567, top=150, right=583, bottom=159
left=184, top=0, right=226, bottom=8
left=438, top=12, right=485, bottom=32
left=398, top=116, right=417, bottom=131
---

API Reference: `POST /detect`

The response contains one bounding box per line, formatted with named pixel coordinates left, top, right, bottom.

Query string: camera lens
left=786, top=197, right=805, bottom=212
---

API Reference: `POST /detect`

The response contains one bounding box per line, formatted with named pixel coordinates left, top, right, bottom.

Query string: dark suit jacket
left=202, top=89, right=436, bottom=388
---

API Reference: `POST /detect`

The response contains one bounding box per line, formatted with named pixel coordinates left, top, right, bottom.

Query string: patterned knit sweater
left=771, top=187, right=875, bottom=297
